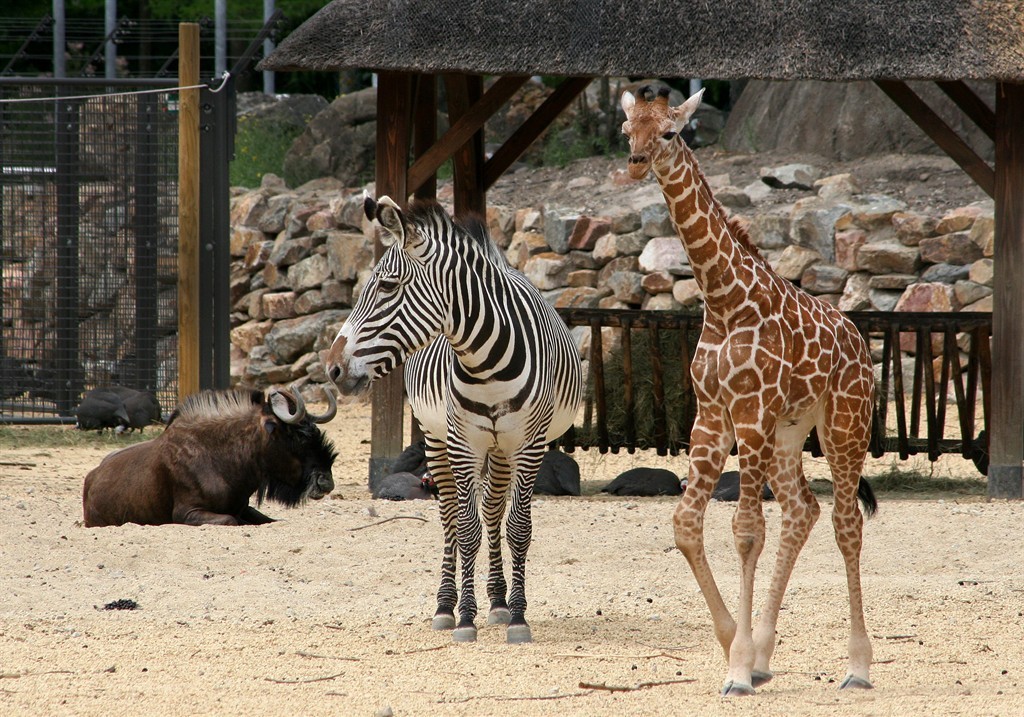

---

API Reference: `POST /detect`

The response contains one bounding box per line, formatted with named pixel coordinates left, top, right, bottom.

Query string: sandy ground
left=1, top=399, right=1022, bottom=717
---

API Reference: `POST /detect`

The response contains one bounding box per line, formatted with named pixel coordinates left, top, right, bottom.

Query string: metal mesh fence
left=0, top=83, right=179, bottom=422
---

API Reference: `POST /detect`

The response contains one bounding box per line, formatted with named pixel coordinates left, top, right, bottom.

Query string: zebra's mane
left=407, top=200, right=509, bottom=268
left=168, top=388, right=262, bottom=426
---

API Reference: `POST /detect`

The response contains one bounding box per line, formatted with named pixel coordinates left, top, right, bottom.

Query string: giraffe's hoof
left=506, top=624, right=533, bottom=644
left=487, top=607, right=512, bottom=625
left=751, top=670, right=774, bottom=687
left=839, top=674, right=873, bottom=690
left=431, top=613, right=456, bottom=631
left=452, top=625, right=478, bottom=643
left=721, top=680, right=756, bottom=697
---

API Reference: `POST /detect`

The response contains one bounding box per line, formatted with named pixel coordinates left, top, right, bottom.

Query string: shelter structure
left=260, top=0, right=1024, bottom=498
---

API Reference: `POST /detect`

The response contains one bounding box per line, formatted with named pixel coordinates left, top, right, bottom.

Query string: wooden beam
left=875, top=80, right=995, bottom=198
left=369, top=71, right=413, bottom=487
left=484, top=76, right=593, bottom=190
left=177, top=22, right=200, bottom=403
left=936, top=80, right=995, bottom=140
left=989, top=81, right=1024, bottom=499
left=407, top=74, right=528, bottom=197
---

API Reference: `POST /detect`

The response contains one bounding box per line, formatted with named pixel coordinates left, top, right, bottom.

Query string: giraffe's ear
left=373, top=195, right=405, bottom=248
left=620, top=91, right=636, bottom=116
left=670, top=87, right=705, bottom=126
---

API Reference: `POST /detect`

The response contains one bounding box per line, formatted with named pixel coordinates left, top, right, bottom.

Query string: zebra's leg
left=504, top=444, right=546, bottom=644
left=425, top=436, right=458, bottom=631
left=450, top=447, right=487, bottom=643
left=482, top=454, right=512, bottom=625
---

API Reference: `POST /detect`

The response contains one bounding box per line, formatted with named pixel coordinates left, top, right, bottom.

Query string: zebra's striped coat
left=325, top=196, right=583, bottom=643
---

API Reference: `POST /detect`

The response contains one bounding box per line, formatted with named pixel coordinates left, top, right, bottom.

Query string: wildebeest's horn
left=269, top=388, right=306, bottom=424
left=306, top=385, right=337, bottom=424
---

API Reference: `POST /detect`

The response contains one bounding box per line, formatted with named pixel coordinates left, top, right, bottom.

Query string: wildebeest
left=82, top=387, right=337, bottom=527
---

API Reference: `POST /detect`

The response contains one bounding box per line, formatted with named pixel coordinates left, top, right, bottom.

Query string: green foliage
left=230, top=113, right=303, bottom=189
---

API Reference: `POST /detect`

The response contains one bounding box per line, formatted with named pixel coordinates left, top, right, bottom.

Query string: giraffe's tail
left=857, top=477, right=878, bottom=518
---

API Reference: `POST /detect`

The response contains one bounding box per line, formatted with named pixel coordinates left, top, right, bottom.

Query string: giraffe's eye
left=661, top=131, right=677, bottom=140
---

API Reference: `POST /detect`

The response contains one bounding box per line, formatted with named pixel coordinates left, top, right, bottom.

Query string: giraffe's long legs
left=750, top=422, right=821, bottom=684
left=674, top=411, right=737, bottom=658
left=721, top=419, right=777, bottom=697
left=819, top=376, right=875, bottom=689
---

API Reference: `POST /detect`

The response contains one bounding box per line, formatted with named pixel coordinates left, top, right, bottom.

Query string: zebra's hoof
left=506, top=624, right=532, bottom=644
left=839, top=674, right=873, bottom=690
left=452, top=626, right=478, bottom=643
left=431, top=613, right=456, bottom=631
left=487, top=607, right=512, bottom=625
left=751, top=670, right=774, bottom=687
left=721, top=680, right=756, bottom=697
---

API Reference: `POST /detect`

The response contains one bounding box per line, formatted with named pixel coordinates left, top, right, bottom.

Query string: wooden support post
left=989, top=81, right=1024, bottom=499
left=177, top=22, right=200, bottom=402
left=412, top=74, right=437, bottom=201
left=443, top=74, right=486, bottom=217
left=369, top=71, right=413, bottom=487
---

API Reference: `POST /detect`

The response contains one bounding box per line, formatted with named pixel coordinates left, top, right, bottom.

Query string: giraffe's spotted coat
left=622, top=86, right=876, bottom=695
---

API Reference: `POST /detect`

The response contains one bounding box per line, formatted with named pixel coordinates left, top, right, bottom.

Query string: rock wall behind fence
left=229, top=164, right=994, bottom=402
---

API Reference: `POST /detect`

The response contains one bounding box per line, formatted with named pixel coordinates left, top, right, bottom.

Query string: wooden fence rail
left=555, top=308, right=991, bottom=473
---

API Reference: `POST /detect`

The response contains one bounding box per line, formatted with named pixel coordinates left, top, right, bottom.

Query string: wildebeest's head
left=168, top=386, right=339, bottom=507
left=258, top=387, right=339, bottom=506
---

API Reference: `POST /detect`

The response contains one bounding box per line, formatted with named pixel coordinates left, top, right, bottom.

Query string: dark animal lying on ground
left=76, top=386, right=162, bottom=433
left=392, top=440, right=428, bottom=476
left=372, top=472, right=438, bottom=500
left=535, top=450, right=581, bottom=496
left=602, top=467, right=683, bottom=496
left=82, top=387, right=338, bottom=527
left=708, top=471, right=776, bottom=501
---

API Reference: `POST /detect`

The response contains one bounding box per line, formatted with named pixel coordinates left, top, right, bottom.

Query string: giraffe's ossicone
left=621, top=85, right=877, bottom=696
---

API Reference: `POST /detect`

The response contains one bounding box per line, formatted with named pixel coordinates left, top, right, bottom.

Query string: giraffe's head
left=620, top=85, right=704, bottom=180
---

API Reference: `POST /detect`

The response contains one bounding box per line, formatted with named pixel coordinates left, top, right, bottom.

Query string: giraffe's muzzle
left=627, top=154, right=651, bottom=179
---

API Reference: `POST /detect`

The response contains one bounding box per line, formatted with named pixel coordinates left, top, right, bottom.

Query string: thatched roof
left=260, top=0, right=1024, bottom=82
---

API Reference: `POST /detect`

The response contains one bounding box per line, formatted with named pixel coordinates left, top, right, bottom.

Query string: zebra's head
left=325, top=195, right=447, bottom=395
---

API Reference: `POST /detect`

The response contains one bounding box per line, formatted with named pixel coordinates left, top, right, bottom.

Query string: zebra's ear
left=373, top=195, right=406, bottom=248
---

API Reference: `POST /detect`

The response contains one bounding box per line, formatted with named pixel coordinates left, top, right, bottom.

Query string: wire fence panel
left=0, top=82, right=179, bottom=422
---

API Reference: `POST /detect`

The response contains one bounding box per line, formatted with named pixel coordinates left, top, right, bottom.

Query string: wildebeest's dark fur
left=82, top=388, right=337, bottom=527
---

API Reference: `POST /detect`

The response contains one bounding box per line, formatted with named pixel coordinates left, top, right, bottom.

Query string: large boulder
left=722, top=80, right=995, bottom=161
left=283, top=87, right=378, bottom=188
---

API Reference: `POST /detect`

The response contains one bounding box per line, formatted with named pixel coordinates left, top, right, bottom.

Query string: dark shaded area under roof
left=260, top=0, right=1024, bottom=81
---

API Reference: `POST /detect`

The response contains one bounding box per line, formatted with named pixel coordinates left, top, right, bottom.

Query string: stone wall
left=228, top=164, right=994, bottom=400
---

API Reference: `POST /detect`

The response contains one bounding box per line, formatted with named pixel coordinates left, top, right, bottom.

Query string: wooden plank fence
left=555, top=308, right=991, bottom=473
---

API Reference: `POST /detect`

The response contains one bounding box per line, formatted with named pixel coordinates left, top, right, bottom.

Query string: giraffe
left=620, top=85, right=877, bottom=696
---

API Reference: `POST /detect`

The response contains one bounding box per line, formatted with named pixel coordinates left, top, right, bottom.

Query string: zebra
left=325, top=195, right=583, bottom=644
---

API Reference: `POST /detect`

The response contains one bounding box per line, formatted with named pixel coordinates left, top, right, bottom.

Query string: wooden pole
left=989, top=81, right=1024, bottom=499
left=177, top=22, right=201, bottom=402
left=369, top=71, right=412, bottom=486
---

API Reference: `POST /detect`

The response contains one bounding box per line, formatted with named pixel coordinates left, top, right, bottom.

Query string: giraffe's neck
left=654, top=141, right=760, bottom=319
